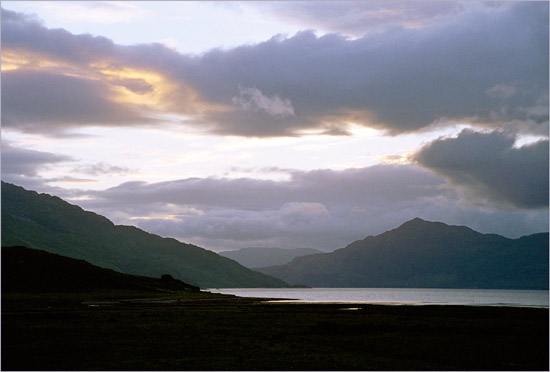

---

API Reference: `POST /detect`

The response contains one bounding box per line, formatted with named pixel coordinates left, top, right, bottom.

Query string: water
left=208, top=288, right=549, bottom=308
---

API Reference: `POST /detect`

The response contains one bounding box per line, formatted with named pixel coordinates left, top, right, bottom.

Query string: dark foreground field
left=2, top=291, right=548, bottom=371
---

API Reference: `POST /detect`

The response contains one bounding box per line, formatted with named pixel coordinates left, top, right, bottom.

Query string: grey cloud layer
left=72, top=162, right=134, bottom=176
left=81, top=165, right=445, bottom=212
left=2, top=2, right=548, bottom=136
left=2, top=70, right=149, bottom=132
left=415, top=130, right=549, bottom=209
left=1, top=143, right=77, bottom=193
left=256, top=1, right=467, bottom=37
left=1, top=143, right=134, bottom=192
left=73, top=164, right=548, bottom=251
left=2, top=143, right=72, bottom=178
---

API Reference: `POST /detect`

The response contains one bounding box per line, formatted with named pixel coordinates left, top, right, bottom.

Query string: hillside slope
left=1, top=182, right=289, bottom=288
left=258, top=218, right=549, bottom=289
left=219, top=247, right=323, bottom=268
left=2, top=246, right=200, bottom=292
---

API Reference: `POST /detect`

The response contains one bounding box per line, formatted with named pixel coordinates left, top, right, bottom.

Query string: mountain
left=219, top=247, right=323, bottom=268
left=2, top=245, right=200, bottom=293
left=1, top=182, right=289, bottom=288
left=258, top=218, right=549, bottom=289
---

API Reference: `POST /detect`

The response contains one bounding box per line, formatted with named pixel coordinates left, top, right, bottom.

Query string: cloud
left=78, top=164, right=444, bottom=212
left=67, top=163, right=548, bottom=251
left=1, top=142, right=72, bottom=176
left=232, top=86, right=295, bottom=117
left=72, top=162, right=134, bottom=176
left=190, top=2, right=547, bottom=136
left=2, top=2, right=548, bottom=137
left=45, top=176, right=98, bottom=184
left=111, top=77, right=154, bottom=95
left=486, top=84, right=517, bottom=100
left=159, top=38, right=179, bottom=51
left=1, top=8, right=194, bottom=132
left=0, top=142, right=133, bottom=192
left=1, top=142, right=74, bottom=191
left=414, top=129, right=549, bottom=209
left=1, top=70, right=151, bottom=133
left=255, top=1, right=467, bottom=37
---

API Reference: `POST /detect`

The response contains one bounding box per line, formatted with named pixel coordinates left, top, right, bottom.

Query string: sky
left=1, top=1, right=548, bottom=252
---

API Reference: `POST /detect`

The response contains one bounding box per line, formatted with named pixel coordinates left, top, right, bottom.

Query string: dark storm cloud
left=2, top=2, right=548, bottom=136
left=180, top=1, right=548, bottom=135
left=414, top=130, right=549, bottom=209
left=70, top=164, right=548, bottom=251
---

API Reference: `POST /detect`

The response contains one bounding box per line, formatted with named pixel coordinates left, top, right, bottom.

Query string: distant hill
left=1, top=182, right=289, bottom=289
left=258, top=218, right=549, bottom=289
left=2, top=246, right=200, bottom=293
left=219, top=247, right=323, bottom=268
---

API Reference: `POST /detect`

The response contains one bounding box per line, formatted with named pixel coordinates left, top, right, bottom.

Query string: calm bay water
left=208, top=288, right=549, bottom=308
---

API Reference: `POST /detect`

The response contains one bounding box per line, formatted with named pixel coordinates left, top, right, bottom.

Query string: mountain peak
left=260, top=217, right=549, bottom=289
left=397, top=217, right=436, bottom=230
left=404, top=217, right=429, bottom=225
left=389, top=218, right=481, bottom=240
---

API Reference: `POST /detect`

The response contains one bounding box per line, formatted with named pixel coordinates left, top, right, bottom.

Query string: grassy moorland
left=2, top=290, right=548, bottom=371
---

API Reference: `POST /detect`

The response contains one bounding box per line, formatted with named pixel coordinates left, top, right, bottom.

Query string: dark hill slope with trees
left=1, top=246, right=200, bottom=293
left=1, top=182, right=289, bottom=288
left=258, top=218, right=549, bottom=289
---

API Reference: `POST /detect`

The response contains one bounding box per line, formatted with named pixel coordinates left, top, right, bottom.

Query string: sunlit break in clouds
left=1, top=1, right=548, bottom=251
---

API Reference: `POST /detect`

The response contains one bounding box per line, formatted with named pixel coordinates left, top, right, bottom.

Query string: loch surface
left=208, top=287, right=549, bottom=308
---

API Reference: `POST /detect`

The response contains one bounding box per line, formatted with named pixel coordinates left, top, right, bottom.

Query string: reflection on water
left=207, top=288, right=549, bottom=308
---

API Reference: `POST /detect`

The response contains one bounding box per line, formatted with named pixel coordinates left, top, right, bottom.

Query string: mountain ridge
left=258, top=218, right=549, bottom=289
left=3, top=182, right=547, bottom=290
left=1, top=182, right=290, bottom=288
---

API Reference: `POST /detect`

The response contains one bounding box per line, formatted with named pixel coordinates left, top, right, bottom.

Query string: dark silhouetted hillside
left=1, top=182, right=289, bottom=288
left=219, top=247, right=323, bottom=268
left=2, top=246, right=200, bottom=292
left=258, top=218, right=549, bottom=289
